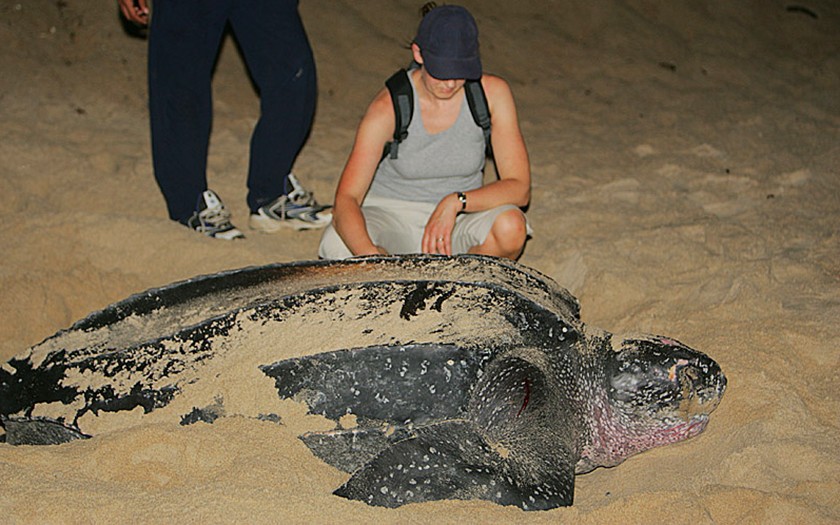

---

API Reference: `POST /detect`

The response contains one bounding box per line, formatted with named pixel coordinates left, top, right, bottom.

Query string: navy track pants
left=148, top=0, right=316, bottom=222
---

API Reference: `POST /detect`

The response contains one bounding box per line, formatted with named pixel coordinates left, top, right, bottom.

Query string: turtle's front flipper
left=2, top=417, right=89, bottom=446
left=333, top=420, right=575, bottom=510
left=261, top=344, right=485, bottom=426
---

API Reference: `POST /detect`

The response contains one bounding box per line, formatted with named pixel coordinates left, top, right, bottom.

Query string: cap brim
left=423, top=52, right=482, bottom=80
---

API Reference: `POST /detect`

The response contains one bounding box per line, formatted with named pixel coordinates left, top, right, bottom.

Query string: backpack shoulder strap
left=464, top=79, right=492, bottom=157
left=383, top=68, right=413, bottom=160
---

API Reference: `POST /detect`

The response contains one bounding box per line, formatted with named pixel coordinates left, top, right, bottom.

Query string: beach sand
left=1, top=0, right=838, bottom=523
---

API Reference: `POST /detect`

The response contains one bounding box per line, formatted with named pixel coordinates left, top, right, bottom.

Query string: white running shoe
left=185, top=190, right=245, bottom=240
left=249, top=174, right=332, bottom=232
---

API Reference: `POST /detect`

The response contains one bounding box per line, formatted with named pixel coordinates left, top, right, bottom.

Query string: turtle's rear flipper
left=2, top=417, right=89, bottom=446
left=301, top=425, right=415, bottom=473
left=333, top=420, right=575, bottom=510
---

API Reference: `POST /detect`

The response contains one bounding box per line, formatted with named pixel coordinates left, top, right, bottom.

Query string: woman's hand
left=350, top=240, right=389, bottom=257
left=422, top=193, right=461, bottom=255
left=118, top=0, right=149, bottom=25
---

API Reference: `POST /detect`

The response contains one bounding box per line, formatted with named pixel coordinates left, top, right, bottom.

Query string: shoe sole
left=185, top=222, right=245, bottom=240
left=249, top=214, right=330, bottom=233
left=208, top=230, right=246, bottom=240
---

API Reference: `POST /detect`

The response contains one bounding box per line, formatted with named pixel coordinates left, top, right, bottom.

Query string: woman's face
left=419, top=71, right=466, bottom=100
left=412, top=43, right=467, bottom=100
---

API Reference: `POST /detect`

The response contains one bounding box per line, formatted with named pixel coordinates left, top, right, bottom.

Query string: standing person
left=118, top=0, right=331, bottom=240
left=319, top=3, right=531, bottom=260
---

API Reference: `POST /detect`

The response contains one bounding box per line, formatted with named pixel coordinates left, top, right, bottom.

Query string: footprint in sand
left=690, top=173, right=758, bottom=218
left=633, top=144, right=656, bottom=158
left=774, top=168, right=811, bottom=189
left=690, top=143, right=726, bottom=159
left=599, top=178, right=641, bottom=205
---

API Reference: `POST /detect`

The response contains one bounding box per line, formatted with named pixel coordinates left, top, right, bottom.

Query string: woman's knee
left=473, top=209, right=527, bottom=259
left=491, top=209, right=528, bottom=247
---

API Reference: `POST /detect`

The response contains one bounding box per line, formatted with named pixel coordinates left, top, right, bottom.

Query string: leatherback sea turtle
left=0, top=255, right=725, bottom=510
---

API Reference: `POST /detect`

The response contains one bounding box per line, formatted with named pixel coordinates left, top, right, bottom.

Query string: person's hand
left=118, top=0, right=149, bottom=25
left=352, top=244, right=389, bottom=257
left=422, top=194, right=460, bottom=255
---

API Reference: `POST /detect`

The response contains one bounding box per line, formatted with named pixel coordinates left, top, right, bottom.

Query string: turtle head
left=599, top=334, right=726, bottom=462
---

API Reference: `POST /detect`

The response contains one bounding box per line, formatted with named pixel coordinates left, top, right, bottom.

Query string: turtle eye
left=609, top=359, right=676, bottom=410
left=609, top=363, right=647, bottom=401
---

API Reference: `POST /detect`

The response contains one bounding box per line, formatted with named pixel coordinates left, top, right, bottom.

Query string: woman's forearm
left=455, top=177, right=530, bottom=212
left=332, top=195, right=381, bottom=256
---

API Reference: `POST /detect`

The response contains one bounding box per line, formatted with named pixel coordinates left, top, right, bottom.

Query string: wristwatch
left=457, top=191, right=467, bottom=211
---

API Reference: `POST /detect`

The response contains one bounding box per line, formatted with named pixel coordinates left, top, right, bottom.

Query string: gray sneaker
left=249, top=173, right=332, bottom=232
left=185, top=190, right=245, bottom=240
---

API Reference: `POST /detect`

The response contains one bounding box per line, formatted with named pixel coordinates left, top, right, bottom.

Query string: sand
left=1, top=0, right=838, bottom=523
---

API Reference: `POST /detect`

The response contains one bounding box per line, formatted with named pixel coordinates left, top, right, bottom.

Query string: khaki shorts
left=319, top=195, right=532, bottom=259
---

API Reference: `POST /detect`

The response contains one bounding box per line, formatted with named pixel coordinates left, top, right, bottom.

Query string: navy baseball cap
left=414, top=5, right=482, bottom=80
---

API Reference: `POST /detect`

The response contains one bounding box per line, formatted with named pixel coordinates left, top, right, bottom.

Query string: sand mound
left=1, top=0, right=838, bottom=522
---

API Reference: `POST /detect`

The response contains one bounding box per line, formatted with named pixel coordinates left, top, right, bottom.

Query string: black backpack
left=382, top=67, right=492, bottom=161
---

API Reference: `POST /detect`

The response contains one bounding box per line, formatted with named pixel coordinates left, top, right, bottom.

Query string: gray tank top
left=367, top=73, right=486, bottom=203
